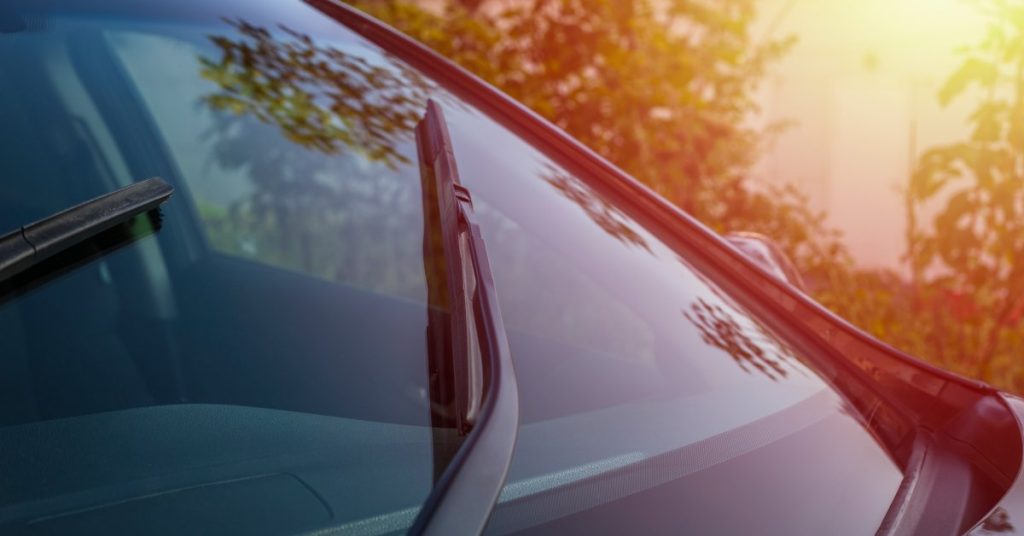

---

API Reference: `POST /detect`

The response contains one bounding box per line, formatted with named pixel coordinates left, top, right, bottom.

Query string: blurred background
left=753, top=0, right=982, bottom=271
left=349, top=0, right=1024, bottom=392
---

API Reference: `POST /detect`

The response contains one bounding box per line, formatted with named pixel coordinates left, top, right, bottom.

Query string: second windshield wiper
left=413, top=100, right=519, bottom=536
left=0, top=177, right=173, bottom=283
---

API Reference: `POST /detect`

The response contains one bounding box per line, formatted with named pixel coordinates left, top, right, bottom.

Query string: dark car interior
left=0, top=25, right=456, bottom=534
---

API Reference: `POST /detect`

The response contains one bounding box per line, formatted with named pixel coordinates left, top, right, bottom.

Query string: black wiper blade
left=0, top=177, right=173, bottom=283
left=413, top=100, right=519, bottom=536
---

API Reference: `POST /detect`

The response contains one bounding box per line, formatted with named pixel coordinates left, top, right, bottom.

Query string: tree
left=908, top=0, right=1024, bottom=387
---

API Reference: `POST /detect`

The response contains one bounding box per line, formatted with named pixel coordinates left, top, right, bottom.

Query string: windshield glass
left=0, top=0, right=904, bottom=533
left=0, top=1, right=454, bottom=532
left=440, top=89, right=905, bottom=535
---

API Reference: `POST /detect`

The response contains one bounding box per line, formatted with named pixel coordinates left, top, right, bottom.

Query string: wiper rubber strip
left=412, top=100, right=519, bottom=536
left=0, top=177, right=173, bottom=283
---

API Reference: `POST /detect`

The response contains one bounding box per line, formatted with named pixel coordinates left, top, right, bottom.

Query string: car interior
left=0, top=26, right=454, bottom=534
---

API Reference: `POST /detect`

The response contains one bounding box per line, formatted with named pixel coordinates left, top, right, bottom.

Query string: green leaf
left=938, top=57, right=998, bottom=106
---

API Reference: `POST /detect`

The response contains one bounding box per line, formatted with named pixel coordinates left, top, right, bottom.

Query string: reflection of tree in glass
left=200, top=18, right=431, bottom=166
left=683, top=298, right=799, bottom=381
left=193, top=19, right=431, bottom=297
left=541, top=166, right=649, bottom=251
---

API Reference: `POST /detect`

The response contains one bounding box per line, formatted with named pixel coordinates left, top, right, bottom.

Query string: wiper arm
left=413, top=100, right=519, bottom=536
left=0, top=178, right=173, bottom=283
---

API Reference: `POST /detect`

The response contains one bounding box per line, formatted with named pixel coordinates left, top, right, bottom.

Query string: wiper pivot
left=0, top=177, right=173, bottom=283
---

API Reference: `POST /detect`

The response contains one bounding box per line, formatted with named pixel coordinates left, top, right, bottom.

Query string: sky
left=752, top=0, right=987, bottom=271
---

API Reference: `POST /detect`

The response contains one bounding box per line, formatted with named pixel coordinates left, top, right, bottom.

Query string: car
left=0, top=0, right=1023, bottom=534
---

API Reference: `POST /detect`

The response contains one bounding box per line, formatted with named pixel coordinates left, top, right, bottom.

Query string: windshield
left=0, top=0, right=905, bottom=533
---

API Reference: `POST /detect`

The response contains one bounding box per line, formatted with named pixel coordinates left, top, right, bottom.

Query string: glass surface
left=440, top=104, right=904, bottom=535
left=0, top=0, right=904, bottom=533
left=0, top=1, right=445, bottom=532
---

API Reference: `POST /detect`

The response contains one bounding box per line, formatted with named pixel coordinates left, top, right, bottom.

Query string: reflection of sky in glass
left=110, top=30, right=252, bottom=206
left=107, top=21, right=433, bottom=301
left=109, top=27, right=425, bottom=207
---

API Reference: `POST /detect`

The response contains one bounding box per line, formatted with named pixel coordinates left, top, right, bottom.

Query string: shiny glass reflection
left=0, top=3, right=450, bottom=531
left=440, top=101, right=904, bottom=534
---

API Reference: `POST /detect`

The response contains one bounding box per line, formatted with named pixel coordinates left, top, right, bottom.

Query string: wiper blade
left=413, top=100, right=519, bottom=536
left=0, top=177, right=173, bottom=283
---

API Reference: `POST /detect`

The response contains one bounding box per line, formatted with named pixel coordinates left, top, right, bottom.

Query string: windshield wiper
left=0, top=177, right=173, bottom=284
left=413, top=100, right=519, bottom=536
